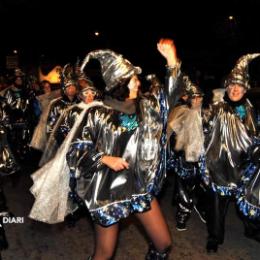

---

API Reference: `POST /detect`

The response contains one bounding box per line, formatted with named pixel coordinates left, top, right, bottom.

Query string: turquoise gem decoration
left=119, top=113, right=138, bottom=131
left=235, top=105, right=246, bottom=120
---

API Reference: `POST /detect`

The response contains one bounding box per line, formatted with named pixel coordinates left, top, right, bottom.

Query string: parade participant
left=29, top=40, right=181, bottom=259
left=38, top=64, right=79, bottom=166
left=39, top=75, right=100, bottom=167
left=3, top=69, right=37, bottom=161
left=201, top=53, right=260, bottom=253
left=167, top=75, right=206, bottom=231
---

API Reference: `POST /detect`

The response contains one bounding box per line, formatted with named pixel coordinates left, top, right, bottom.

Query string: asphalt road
left=1, top=160, right=260, bottom=260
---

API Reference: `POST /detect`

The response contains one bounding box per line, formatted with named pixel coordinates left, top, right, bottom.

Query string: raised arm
left=157, top=38, right=182, bottom=111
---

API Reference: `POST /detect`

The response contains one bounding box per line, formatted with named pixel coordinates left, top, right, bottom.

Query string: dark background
left=0, top=0, right=260, bottom=90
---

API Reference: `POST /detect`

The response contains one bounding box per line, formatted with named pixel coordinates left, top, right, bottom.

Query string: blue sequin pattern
left=91, top=194, right=153, bottom=226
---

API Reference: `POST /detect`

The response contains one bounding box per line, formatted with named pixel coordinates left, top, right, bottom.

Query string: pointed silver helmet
left=80, top=49, right=142, bottom=92
left=224, top=53, right=260, bottom=90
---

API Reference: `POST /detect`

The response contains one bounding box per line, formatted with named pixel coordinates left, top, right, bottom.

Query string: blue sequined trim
left=119, top=113, right=138, bottom=131
left=90, top=193, right=153, bottom=226
left=240, top=163, right=258, bottom=186
left=167, top=154, right=198, bottom=179
left=198, top=156, right=237, bottom=196
left=237, top=197, right=260, bottom=219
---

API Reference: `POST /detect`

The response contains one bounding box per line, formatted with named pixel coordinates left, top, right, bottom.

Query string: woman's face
left=191, top=95, right=203, bottom=109
left=227, top=83, right=246, bottom=102
left=127, top=75, right=141, bottom=99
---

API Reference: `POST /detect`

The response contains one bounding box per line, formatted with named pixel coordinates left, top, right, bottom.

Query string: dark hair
left=106, top=77, right=131, bottom=101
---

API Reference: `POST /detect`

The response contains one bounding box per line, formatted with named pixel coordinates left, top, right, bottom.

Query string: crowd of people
left=0, top=38, right=259, bottom=259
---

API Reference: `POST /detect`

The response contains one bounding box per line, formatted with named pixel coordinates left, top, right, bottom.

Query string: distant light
left=13, top=49, right=18, bottom=54
left=94, top=31, right=100, bottom=36
left=228, top=16, right=234, bottom=21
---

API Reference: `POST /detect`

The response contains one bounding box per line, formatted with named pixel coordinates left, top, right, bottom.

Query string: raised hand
left=157, top=38, right=178, bottom=67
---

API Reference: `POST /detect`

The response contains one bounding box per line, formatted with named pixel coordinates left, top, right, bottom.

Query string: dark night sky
left=1, top=0, right=260, bottom=86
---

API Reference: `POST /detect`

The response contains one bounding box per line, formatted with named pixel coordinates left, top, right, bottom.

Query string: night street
left=1, top=162, right=259, bottom=260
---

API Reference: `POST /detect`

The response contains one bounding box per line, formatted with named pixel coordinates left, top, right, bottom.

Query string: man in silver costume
left=167, top=75, right=206, bottom=232
left=201, top=53, right=260, bottom=253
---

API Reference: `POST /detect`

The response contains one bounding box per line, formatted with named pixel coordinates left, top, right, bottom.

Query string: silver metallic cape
left=29, top=65, right=179, bottom=224
left=39, top=102, right=88, bottom=166
left=204, top=100, right=256, bottom=194
left=70, top=96, right=163, bottom=208
left=29, top=101, right=103, bottom=223
left=167, top=105, right=204, bottom=162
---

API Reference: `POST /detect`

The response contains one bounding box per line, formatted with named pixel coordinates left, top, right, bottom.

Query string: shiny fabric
left=3, top=85, right=36, bottom=159
left=67, top=91, right=167, bottom=226
left=46, top=95, right=79, bottom=135
left=39, top=102, right=88, bottom=167
left=202, top=99, right=257, bottom=196
left=224, top=53, right=260, bottom=89
left=29, top=102, right=103, bottom=223
left=237, top=139, right=260, bottom=219
left=80, top=50, right=142, bottom=92
left=0, top=97, right=20, bottom=176
left=29, top=65, right=179, bottom=225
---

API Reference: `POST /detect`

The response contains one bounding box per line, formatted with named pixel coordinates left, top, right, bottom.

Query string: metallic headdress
left=59, top=64, right=78, bottom=91
left=75, top=59, right=94, bottom=87
left=182, top=75, right=203, bottom=97
left=224, top=53, right=260, bottom=90
left=81, top=49, right=142, bottom=92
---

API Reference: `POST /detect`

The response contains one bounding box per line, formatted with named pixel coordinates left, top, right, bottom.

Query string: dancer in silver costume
left=30, top=39, right=181, bottom=259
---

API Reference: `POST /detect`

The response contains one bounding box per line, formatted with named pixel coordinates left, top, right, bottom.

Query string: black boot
left=145, top=244, right=171, bottom=260
left=176, top=211, right=189, bottom=231
left=206, top=238, right=218, bottom=253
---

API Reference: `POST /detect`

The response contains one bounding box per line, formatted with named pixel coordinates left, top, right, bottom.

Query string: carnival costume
left=3, top=69, right=38, bottom=160
left=167, top=75, right=206, bottom=230
left=200, top=53, right=260, bottom=252
left=38, top=65, right=79, bottom=166
left=29, top=49, right=180, bottom=227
